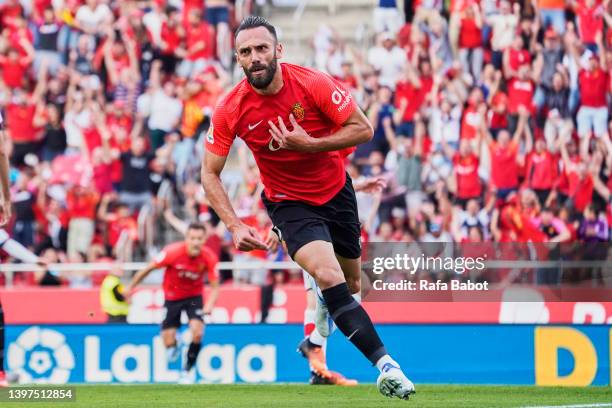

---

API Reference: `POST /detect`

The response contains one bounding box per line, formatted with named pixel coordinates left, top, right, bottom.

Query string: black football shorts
left=161, top=295, right=204, bottom=330
left=262, top=173, right=362, bottom=260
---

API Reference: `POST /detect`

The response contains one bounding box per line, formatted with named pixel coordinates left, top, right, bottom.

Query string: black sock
left=322, top=283, right=387, bottom=365
left=185, top=342, right=201, bottom=371
left=260, top=284, right=274, bottom=323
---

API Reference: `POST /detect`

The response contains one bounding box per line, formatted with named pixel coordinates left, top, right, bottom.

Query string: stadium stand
left=0, top=0, right=611, bottom=291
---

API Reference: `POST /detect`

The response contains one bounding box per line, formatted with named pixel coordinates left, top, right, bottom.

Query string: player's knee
left=190, top=323, right=204, bottom=343
left=312, top=266, right=344, bottom=289
left=162, top=332, right=177, bottom=347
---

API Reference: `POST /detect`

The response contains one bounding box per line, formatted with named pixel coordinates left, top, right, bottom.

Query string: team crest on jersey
left=206, top=124, right=214, bottom=144
left=291, top=103, right=305, bottom=121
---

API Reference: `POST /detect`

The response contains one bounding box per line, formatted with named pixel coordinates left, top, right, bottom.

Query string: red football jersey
left=489, top=141, right=519, bottom=189
left=578, top=68, right=609, bottom=108
left=207, top=63, right=358, bottom=206
left=526, top=151, right=558, bottom=190
left=453, top=153, right=481, bottom=199
left=507, top=78, right=534, bottom=114
left=153, top=242, right=219, bottom=301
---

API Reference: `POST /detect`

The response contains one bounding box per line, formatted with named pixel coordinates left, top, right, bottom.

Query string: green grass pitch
left=7, top=384, right=612, bottom=408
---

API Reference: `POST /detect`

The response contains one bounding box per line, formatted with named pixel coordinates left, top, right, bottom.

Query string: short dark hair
left=187, top=222, right=206, bottom=233
left=165, top=5, right=178, bottom=15
left=235, top=16, right=277, bottom=41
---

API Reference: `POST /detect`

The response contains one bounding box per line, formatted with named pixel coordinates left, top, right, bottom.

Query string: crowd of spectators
left=0, top=0, right=611, bottom=288
left=329, top=0, right=612, bottom=249
left=0, top=0, right=247, bottom=286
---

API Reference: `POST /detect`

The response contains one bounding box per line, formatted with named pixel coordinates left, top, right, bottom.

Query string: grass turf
left=4, top=384, right=612, bottom=408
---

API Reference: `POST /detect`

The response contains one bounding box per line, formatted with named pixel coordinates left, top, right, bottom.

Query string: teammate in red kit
left=126, top=223, right=219, bottom=383
left=202, top=16, right=414, bottom=399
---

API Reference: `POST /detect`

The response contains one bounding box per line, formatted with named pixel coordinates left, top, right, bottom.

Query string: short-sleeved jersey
left=207, top=63, right=358, bottom=206
left=153, top=242, right=219, bottom=301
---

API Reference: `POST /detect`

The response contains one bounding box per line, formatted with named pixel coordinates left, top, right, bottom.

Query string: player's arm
left=202, top=152, right=267, bottom=251
left=163, top=207, right=188, bottom=236
left=352, top=176, right=387, bottom=193
left=203, top=279, right=219, bottom=315
left=204, top=103, right=267, bottom=251
left=125, top=263, right=158, bottom=294
left=269, top=71, right=372, bottom=153
left=0, top=113, right=11, bottom=226
left=269, top=107, right=372, bottom=153
left=203, top=251, right=220, bottom=315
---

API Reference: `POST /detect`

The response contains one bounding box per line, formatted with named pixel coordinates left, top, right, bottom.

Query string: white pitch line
left=520, top=404, right=612, bottom=408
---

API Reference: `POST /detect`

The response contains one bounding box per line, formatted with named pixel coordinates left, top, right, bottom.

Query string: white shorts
left=577, top=106, right=608, bottom=138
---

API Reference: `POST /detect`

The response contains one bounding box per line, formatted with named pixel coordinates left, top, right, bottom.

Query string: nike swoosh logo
left=347, top=329, right=359, bottom=340
left=248, top=120, right=263, bottom=131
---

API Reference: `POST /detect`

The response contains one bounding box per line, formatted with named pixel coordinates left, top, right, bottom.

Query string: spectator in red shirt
left=0, top=46, right=34, bottom=89
left=506, top=65, right=535, bottom=134
left=176, top=9, right=213, bottom=78
left=393, top=59, right=433, bottom=138
left=66, top=183, right=99, bottom=258
left=7, top=15, right=35, bottom=57
left=157, top=6, right=182, bottom=74
left=0, top=0, right=23, bottom=28
left=525, top=138, right=558, bottom=205
left=484, top=108, right=530, bottom=200
left=457, top=3, right=483, bottom=80
left=5, top=86, right=46, bottom=166
left=452, top=139, right=482, bottom=206
left=503, top=37, right=531, bottom=79
left=575, top=0, right=604, bottom=51
left=91, top=121, right=120, bottom=195
left=575, top=50, right=610, bottom=159
left=560, top=139, right=594, bottom=213
left=460, top=88, right=484, bottom=144
left=97, top=193, right=138, bottom=261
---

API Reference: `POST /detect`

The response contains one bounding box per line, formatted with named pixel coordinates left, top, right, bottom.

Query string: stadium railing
left=0, top=261, right=301, bottom=286
left=0, top=260, right=609, bottom=287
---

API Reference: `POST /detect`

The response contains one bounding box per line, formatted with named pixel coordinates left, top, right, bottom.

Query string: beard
left=244, top=57, right=278, bottom=89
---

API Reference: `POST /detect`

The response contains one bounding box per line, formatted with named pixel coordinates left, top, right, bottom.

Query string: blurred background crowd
left=0, top=0, right=611, bottom=289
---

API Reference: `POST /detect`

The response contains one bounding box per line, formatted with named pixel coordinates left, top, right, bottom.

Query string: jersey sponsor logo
left=331, top=86, right=346, bottom=105
left=248, top=120, right=263, bottom=131
left=206, top=124, right=214, bottom=144
left=331, top=86, right=352, bottom=112
left=178, top=270, right=201, bottom=280
left=291, top=103, right=305, bottom=121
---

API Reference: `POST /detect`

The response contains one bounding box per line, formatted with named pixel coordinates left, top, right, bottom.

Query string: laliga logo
left=7, top=327, right=75, bottom=384
left=85, top=334, right=276, bottom=383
